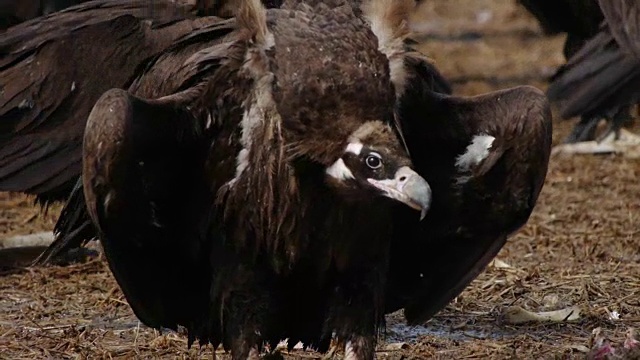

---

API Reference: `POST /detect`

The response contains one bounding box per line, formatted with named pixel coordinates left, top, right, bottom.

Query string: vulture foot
left=595, top=107, right=635, bottom=143
left=552, top=129, right=640, bottom=157
left=563, top=116, right=601, bottom=144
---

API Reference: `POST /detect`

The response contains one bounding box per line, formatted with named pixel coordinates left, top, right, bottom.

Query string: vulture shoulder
left=387, top=56, right=552, bottom=323
left=0, top=0, right=219, bottom=202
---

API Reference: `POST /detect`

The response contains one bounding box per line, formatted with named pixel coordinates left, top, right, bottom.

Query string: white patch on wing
left=455, top=134, right=495, bottom=172
left=326, top=158, right=355, bottom=181
left=346, top=142, right=364, bottom=155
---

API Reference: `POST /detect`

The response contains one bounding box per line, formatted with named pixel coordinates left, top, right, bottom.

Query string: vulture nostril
left=399, top=176, right=407, bottom=182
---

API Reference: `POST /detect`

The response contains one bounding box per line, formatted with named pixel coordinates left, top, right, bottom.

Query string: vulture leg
left=552, top=106, right=640, bottom=156
left=81, top=88, right=216, bottom=341
left=564, top=115, right=601, bottom=143
left=217, top=258, right=270, bottom=359
left=596, top=105, right=634, bottom=142
left=326, top=272, right=380, bottom=360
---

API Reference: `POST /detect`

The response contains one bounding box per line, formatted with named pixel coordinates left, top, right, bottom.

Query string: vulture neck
left=294, top=167, right=396, bottom=274
left=220, top=155, right=395, bottom=274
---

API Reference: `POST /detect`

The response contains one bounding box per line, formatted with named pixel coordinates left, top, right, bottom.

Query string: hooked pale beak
left=367, top=166, right=432, bottom=220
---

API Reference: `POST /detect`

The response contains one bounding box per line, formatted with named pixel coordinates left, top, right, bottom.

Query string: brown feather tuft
left=362, top=0, right=414, bottom=97
left=236, top=0, right=273, bottom=49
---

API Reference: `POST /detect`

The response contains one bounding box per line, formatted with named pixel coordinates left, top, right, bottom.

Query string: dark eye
left=365, top=153, right=382, bottom=170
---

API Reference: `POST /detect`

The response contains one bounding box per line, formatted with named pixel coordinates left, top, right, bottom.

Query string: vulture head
left=232, top=0, right=433, bottom=218
left=325, top=121, right=431, bottom=218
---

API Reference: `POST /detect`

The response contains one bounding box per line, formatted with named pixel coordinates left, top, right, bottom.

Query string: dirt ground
left=2, top=0, right=640, bottom=359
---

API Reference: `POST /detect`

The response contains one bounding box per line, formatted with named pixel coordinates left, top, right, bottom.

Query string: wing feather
left=598, top=0, right=640, bottom=60
left=547, top=27, right=640, bottom=120
left=0, top=0, right=218, bottom=202
left=74, top=21, right=246, bottom=342
left=81, top=87, right=215, bottom=337
left=388, top=59, right=552, bottom=324
left=34, top=16, right=238, bottom=264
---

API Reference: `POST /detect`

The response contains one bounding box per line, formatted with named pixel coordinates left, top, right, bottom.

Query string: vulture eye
left=365, top=153, right=382, bottom=170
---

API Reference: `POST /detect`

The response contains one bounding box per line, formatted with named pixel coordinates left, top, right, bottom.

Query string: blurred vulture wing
left=0, top=0, right=220, bottom=202
left=516, top=0, right=603, bottom=58
left=546, top=0, right=640, bottom=121
left=0, top=0, right=74, bottom=29
left=386, top=57, right=552, bottom=324
left=34, top=17, right=238, bottom=265
left=546, top=29, right=640, bottom=120
left=598, top=0, right=640, bottom=60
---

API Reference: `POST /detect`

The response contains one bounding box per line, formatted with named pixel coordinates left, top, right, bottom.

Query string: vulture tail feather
left=33, top=178, right=97, bottom=265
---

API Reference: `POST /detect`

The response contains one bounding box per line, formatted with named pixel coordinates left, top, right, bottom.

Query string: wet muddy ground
left=2, top=0, right=640, bottom=358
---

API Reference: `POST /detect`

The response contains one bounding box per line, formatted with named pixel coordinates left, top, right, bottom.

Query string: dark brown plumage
left=517, top=0, right=603, bottom=59
left=547, top=0, right=640, bottom=143
left=0, top=0, right=287, bottom=205
left=517, top=0, right=616, bottom=143
left=24, top=0, right=549, bottom=358
left=0, top=0, right=225, bottom=203
left=0, top=0, right=88, bottom=29
left=386, top=84, right=551, bottom=322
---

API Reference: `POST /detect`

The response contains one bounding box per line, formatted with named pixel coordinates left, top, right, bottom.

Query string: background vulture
left=517, top=0, right=627, bottom=144
left=0, top=0, right=449, bottom=262
left=530, top=0, right=640, bottom=147
left=0, top=0, right=289, bottom=205
left=517, top=0, right=603, bottom=60
left=3, top=0, right=551, bottom=358
left=0, top=0, right=88, bottom=29
left=0, top=0, right=218, bottom=204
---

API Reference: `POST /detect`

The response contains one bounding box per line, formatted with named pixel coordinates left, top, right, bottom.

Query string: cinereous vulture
left=6, top=0, right=550, bottom=358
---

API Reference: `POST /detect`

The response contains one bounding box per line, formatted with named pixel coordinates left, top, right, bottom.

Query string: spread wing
left=387, top=58, right=552, bottom=324
left=33, top=17, right=238, bottom=265
left=0, top=0, right=219, bottom=202
left=72, top=26, right=243, bottom=342
left=82, top=87, right=215, bottom=340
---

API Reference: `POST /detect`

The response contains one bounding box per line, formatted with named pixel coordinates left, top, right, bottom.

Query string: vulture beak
left=368, top=166, right=432, bottom=220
